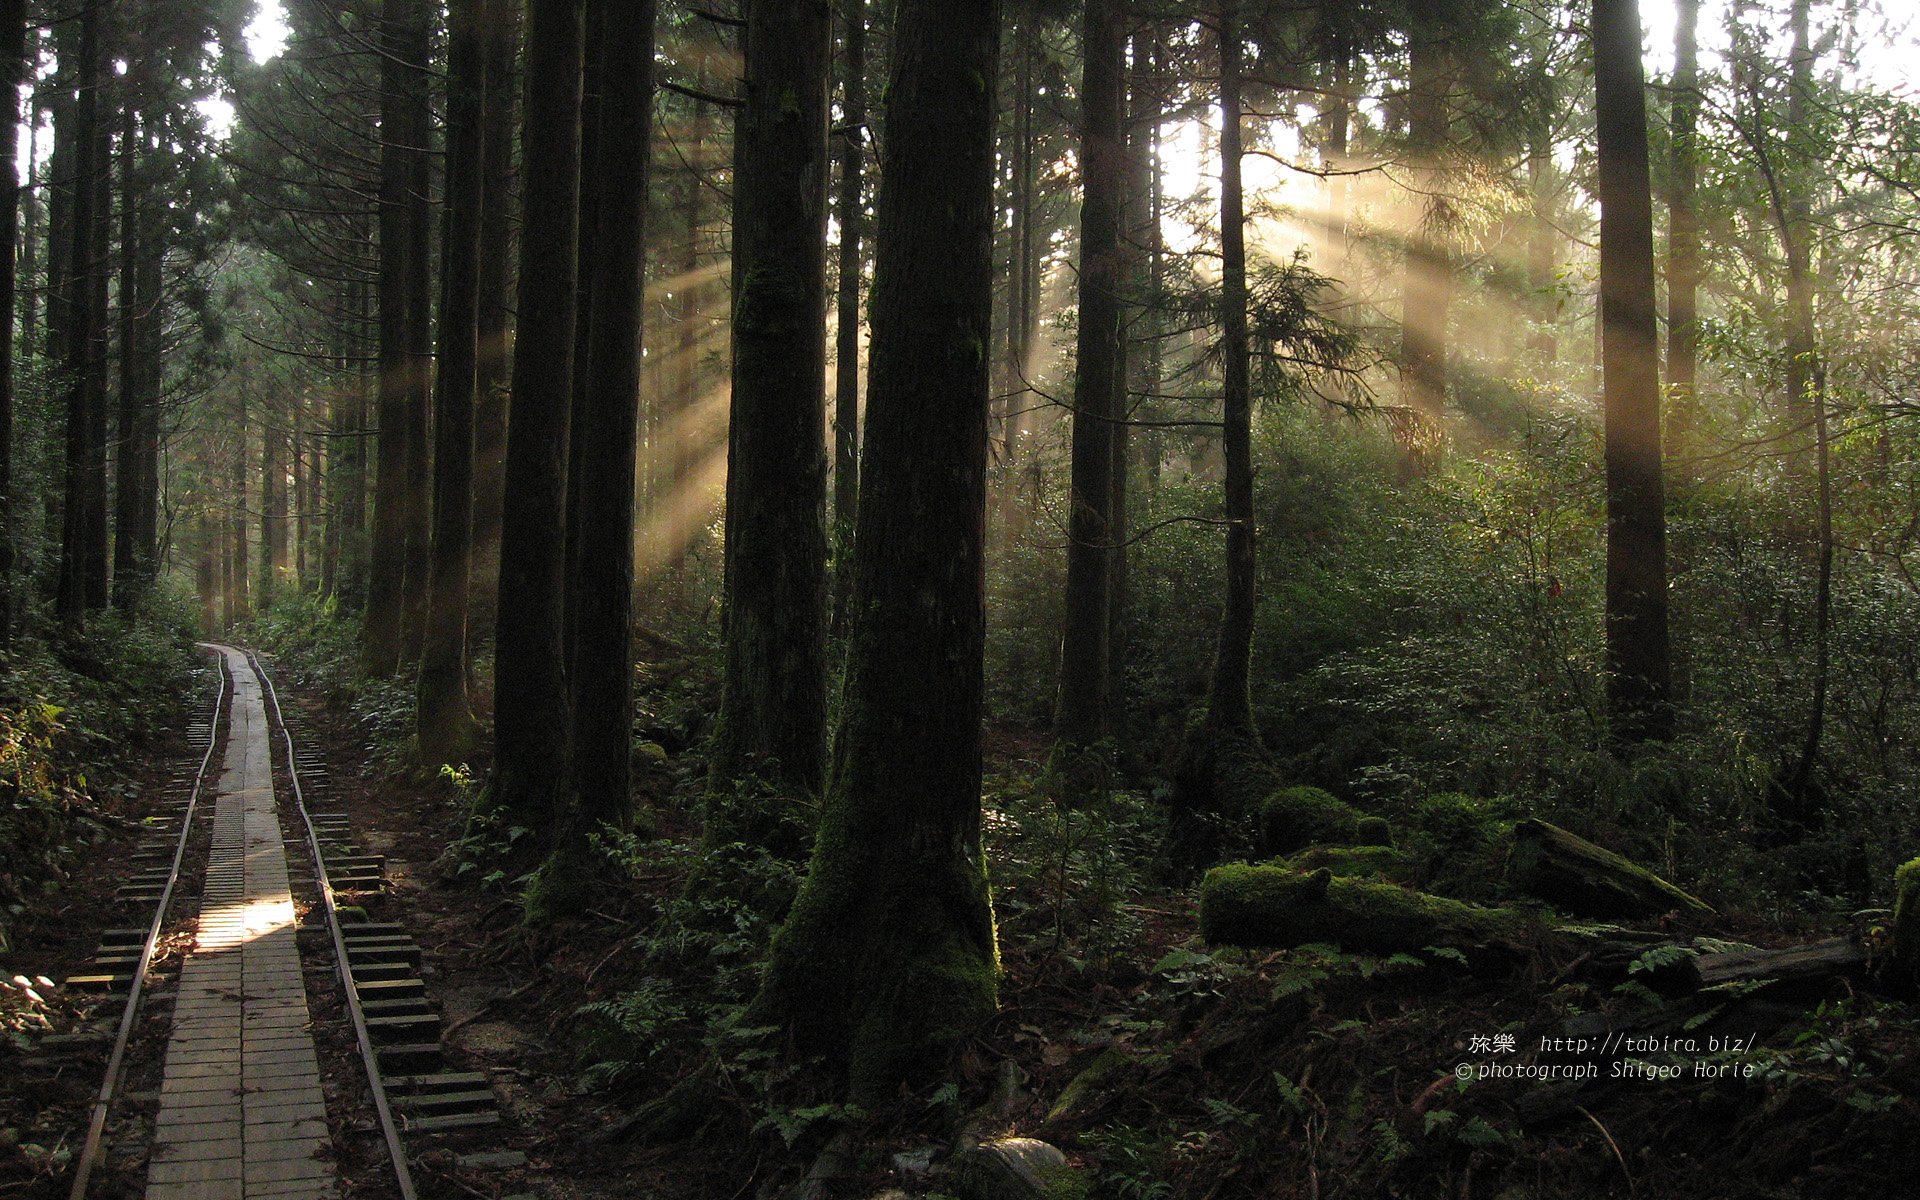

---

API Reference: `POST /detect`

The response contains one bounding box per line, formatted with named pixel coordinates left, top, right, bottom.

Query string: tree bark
left=710, top=0, right=832, bottom=804
left=56, top=0, right=106, bottom=621
left=1055, top=0, right=1125, bottom=752
left=1665, top=0, right=1700, bottom=454
left=364, top=0, right=422, bottom=674
left=753, top=0, right=1002, bottom=1103
left=533, top=0, right=657, bottom=912
left=1207, top=4, right=1254, bottom=734
left=1595, top=0, right=1674, bottom=745
left=398, top=0, right=435, bottom=665
left=0, top=0, right=23, bottom=641
left=418, top=0, right=488, bottom=768
left=1399, top=28, right=1451, bottom=432
left=830, top=0, right=865, bottom=638
left=489, top=0, right=585, bottom=843
left=469, top=0, right=520, bottom=659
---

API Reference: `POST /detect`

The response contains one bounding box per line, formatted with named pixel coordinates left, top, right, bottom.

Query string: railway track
left=45, top=643, right=504, bottom=1200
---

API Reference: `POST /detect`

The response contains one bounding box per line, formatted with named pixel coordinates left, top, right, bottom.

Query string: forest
left=3, top=0, right=1920, bottom=1196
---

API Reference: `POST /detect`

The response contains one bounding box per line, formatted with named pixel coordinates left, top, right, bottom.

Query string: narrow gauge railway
left=39, top=644, right=503, bottom=1200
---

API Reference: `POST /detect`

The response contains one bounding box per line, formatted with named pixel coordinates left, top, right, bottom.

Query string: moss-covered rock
left=1198, top=863, right=1536, bottom=956
left=954, top=1137, right=1082, bottom=1200
left=1280, top=843, right=1414, bottom=885
left=1891, top=857, right=1920, bottom=993
left=1507, top=819, right=1712, bottom=920
left=1355, top=816, right=1393, bottom=846
left=1257, top=786, right=1361, bottom=855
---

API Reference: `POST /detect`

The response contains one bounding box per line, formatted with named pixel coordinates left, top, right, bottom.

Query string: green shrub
left=1257, top=785, right=1360, bottom=855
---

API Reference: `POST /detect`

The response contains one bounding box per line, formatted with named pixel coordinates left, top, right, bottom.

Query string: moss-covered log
left=1280, top=843, right=1414, bottom=885
left=1199, top=864, right=1537, bottom=956
left=1508, top=818, right=1711, bottom=919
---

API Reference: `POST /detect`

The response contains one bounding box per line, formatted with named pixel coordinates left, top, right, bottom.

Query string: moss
left=1046, top=1045, right=1132, bottom=1122
left=1257, top=786, right=1361, bottom=855
left=1280, top=843, right=1413, bottom=885
left=753, top=797, right=999, bottom=1107
left=1891, top=857, right=1920, bottom=991
left=1355, top=816, right=1394, bottom=846
left=1198, top=863, right=1536, bottom=955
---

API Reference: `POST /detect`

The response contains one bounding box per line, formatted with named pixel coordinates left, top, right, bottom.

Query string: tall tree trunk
left=0, top=0, right=23, bottom=641
left=711, top=0, right=832, bottom=805
left=753, top=0, right=1002, bottom=1103
left=1527, top=116, right=1558, bottom=363
left=364, top=0, right=421, bottom=673
left=1399, top=29, right=1451, bottom=432
left=1208, top=5, right=1254, bottom=736
left=418, top=0, right=488, bottom=767
left=1165, top=2, right=1266, bottom=865
left=1056, top=0, right=1125, bottom=753
left=469, top=0, right=519, bottom=658
left=56, top=0, right=104, bottom=622
left=230, top=392, right=249, bottom=623
left=996, top=30, right=1037, bottom=545
left=1772, top=0, right=1830, bottom=826
left=830, top=0, right=865, bottom=638
left=260, top=392, right=284, bottom=605
left=489, top=0, right=585, bottom=844
left=83, top=99, right=109, bottom=612
left=532, top=0, right=657, bottom=914
left=1595, top=0, right=1674, bottom=745
left=561, top=0, right=604, bottom=667
left=116, top=95, right=143, bottom=609
left=18, top=81, right=37, bottom=366
left=398, top=0, right=435, bottom=665
left=1665, top=0, right=1700, bottom=455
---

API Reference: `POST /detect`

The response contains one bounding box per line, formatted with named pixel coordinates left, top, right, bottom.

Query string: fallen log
left=1198, top=864, right=1537, bottom=958
left=1508, top=819, right=1712, bottom=920
left=1694, top=937, right=1866, bottom=997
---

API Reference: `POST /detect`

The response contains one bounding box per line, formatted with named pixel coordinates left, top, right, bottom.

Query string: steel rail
left=68, top=645, right=231, bottom=1200
left=243, top=647, right=420, bottom=1200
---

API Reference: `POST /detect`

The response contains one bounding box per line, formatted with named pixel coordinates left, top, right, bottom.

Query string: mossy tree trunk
left=1594, top=0, right=1673, bottom=746
left=754, top=0, right=1002, bottom=1103
left=711, top=0, right=832, bottom=810
left=417, top=0, right=488, bottom=768
left=1055, top=0, right=1125, bottom=753
left=489, top=0, right=586, bottom=849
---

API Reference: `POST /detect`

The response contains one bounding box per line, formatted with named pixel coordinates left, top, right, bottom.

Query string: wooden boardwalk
left=146, top=647, right=334, bottom=1200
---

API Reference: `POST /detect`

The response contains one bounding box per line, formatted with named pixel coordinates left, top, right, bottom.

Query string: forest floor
left=9, top=659, right=1920, bottom=1200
